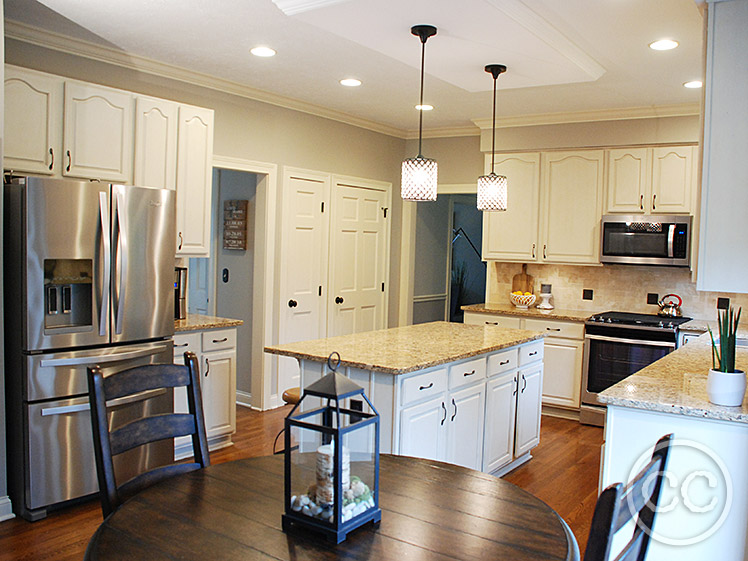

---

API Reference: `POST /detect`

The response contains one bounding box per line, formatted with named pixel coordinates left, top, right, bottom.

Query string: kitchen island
left=266, top=321, right=545, bottom=475
left=598, top=333, right=748, bottom=561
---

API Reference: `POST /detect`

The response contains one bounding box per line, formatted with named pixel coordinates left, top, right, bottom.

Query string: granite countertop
left=680, top=318, right=748, bottom=340
left=175, top=313, right=243, bottom=332
left=264, top=321, right=544, bottom=375
left=461, top=302, right=591, bottom=323
left=598, top=334, right=748, bottom=424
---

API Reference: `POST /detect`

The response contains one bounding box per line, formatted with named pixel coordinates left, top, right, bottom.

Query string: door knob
left=335, top=296, right=344, bottom=304
left=288, top=299, right=298, bottom=308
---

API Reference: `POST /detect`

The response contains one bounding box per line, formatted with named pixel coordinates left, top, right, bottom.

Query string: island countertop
left=264, top=321, right=544, bottom=375
left=598, top=334, right=748, bottom=424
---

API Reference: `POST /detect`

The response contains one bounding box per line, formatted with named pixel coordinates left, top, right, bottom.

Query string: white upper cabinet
left=605, top=146, right=694, bottom=214
left=540, top=150, right=604, bottom=264
left=3, top=66, right=63, bottom=175
left=482, top=153, right=541, bottom=262
left=134, top=96, right=178, bottom=190
left=63, top=82, right=134, bottom=183
left=175, top=104, right=214, bottom=257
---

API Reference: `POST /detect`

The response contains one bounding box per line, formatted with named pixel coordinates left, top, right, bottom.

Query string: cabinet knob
left=288, top=299, right=298, bottom=308
left=335, top=296, right=344, bottom=304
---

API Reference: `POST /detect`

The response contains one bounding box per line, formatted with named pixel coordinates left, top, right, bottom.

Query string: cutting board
left=512, top=264, right=534, bottom=294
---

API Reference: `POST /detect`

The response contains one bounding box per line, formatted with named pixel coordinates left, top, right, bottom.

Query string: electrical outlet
left=582, top=289, right=593, bottom=301
left=717, top=297, right=730, bottom=310
left=349, top=399, right=363, bottom=424
left=647, top=293, right=659, bottom=305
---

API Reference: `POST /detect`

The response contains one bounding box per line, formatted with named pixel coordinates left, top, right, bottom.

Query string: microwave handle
left=667, top=224, right=675, bottom=258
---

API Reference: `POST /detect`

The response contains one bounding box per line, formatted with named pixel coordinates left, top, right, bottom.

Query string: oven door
left=582, top=333, right=675, bottom=406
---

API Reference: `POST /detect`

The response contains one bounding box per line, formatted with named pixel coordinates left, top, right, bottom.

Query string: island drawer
left=201, top=329, right=237, bottom=352
left=449, top=356, right=487, bottom=389
left=173, top=333, right=201, bottom=361
left=519, top=341, right=544, bottom=365
left=464, top=312, right=522, bottom=329
left=524, top=318, right=584, bottom=339
left=401, top=367, right=447, bottom=406
left=487, top=349, right=518, bottom=377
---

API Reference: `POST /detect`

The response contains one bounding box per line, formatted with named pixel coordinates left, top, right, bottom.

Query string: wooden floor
left=0, top=407, right=602, bottom=560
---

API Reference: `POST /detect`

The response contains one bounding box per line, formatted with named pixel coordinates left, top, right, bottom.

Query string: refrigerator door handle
left=114, top=188, right=128, bottom=335
left=41, top=403, right=89, bottom=416
left=99, top=191, right=111, bottom=337
left=40, top=389, right=167, bottom=416
left=39, top=344, right=169, bottom=367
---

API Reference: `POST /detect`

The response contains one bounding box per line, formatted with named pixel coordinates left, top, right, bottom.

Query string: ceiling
left=4, top=0, right=705, bottom=137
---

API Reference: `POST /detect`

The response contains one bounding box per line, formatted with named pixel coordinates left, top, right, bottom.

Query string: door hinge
left=321, top=201, right=325, bottom=213
left=319, top=285, right=322, bottom=296
left=382, top=207, right=388, bottom=218
left=381, top=282, right=385, bottom=292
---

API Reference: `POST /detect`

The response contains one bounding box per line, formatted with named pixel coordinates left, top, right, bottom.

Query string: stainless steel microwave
left=600, top=214, right=692, bottom=267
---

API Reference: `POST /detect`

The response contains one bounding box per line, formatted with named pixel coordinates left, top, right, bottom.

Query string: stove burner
left=586, top=311, right=692, bottom=330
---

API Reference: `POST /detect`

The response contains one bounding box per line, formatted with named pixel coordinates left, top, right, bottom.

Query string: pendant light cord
left=418, top=38, right=426, bottom=157
left=490, top=75, right=497, bottom=174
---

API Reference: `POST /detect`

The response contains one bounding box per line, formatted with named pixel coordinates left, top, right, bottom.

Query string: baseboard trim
left=235, top=390, right=253, bottom=409
left=491, top=452, right=533, bottom=478
left=0, top=496, right=15, bottom=522
left=542, top=405, right=581, bottom=421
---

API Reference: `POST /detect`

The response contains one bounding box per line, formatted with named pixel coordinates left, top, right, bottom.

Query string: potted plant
left=707, top=306, right=744, bottom=406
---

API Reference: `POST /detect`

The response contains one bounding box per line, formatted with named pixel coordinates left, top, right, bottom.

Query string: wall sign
left=223, top=200, right=248, bottom=250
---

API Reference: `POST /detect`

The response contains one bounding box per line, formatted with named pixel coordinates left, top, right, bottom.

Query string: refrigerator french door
left=4, top=176, right=176, bottom=520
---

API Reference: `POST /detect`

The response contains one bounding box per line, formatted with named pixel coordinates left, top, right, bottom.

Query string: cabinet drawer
left=201, top=329, right=236, bottom=352
left=173, top=333, right=201, bottom=362
left=464, top=312, right=522, bottom=329
left=487, top=349, right=518, bottom=377
left=449, top=356, right=486, bottom=390
left=524, top=318, right=584, bottom=339
left=401, top=367, right=447, bottom=406
left=519, top=341, right=544, bottom=365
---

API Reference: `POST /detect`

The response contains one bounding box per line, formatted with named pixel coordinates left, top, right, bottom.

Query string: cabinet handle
left=66, top=150, right=71, bottom=172
left=49, top=148, right=54, bottom=171
left=543, top=244, right=547, bottom=259
left=531, top=243, right=536, bottom=258
left=529, top=351, right=538, bottom=356
left=485, top=321, right=499, bottom=325
left=204, top=357, right=210, bottom=377
left=419, top=382, right=434, bottom=391
left=212, top=337, right=228, bottom=343
left=513, top=375, right=518, bottom=396
left=640, top=194, right=644, bottom=210
left=175, top=342, right=189, bottom=348
left=499, top=359, right=510, bottom=366
left=652, top=194, right=656, bottom=210
left=440, top=402, right=447, bottom=425
left=522, top=374, right=527, bottom=393
left=178, top=232, right=184, bottom=251
left=463, top=369, right=475, bottom=377
left=451, top=398, right=457, bottom=422
left=546, top=327, right=561, bottom=332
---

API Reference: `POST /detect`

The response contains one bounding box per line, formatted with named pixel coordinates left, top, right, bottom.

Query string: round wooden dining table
left=85, top=454, right=576, bottom=561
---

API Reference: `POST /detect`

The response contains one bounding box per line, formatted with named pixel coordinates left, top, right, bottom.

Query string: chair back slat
left=87, top=351, right=210, bottom=518
left=110, top=414, right=197, bottom=456
left=613, top=457, right=663, bottom=533
left=614, top=528, right=646, bottom=561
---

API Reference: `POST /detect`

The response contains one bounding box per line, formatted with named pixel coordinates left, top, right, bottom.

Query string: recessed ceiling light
left=250, top=46, right=276, bottom=57
left=683, top=80, right=703, bottom=89
left=340, top=78, right=361, bottom=87
left=649, top=39, right=679, bottom=51
left=415, top=104, right=433, bottom=111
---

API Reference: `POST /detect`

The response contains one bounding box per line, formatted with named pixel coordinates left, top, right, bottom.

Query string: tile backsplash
left=486, top=262, right=748, bottom=320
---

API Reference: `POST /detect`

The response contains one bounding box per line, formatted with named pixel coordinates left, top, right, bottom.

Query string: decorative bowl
left=509, top=293, right=536, bottom=309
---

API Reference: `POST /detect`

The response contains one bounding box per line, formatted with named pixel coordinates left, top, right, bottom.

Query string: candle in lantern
left=316, top=443, right=349, bottom=505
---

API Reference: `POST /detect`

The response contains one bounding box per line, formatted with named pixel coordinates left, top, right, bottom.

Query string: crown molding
left=472, top=103, right=701, bottom=130
left=5, top=20, right=408, bottom=139
left=406, top=126, right=481, bottom=140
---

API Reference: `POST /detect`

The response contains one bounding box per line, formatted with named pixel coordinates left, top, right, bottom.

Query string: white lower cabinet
left=399, top=396, right=446, bottom=463
left=173, top=328, right=237, bottom=458
left=483, top=371, right=517, bottom=472
left=445, top=383, right=486, bottom=470
left=514, top=362, right=543, bottom=456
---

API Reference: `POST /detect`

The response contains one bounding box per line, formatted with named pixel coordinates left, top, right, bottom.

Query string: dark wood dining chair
left=87, top=351, right=210, bottom=518
left=582, top=433, right=674, bottom=561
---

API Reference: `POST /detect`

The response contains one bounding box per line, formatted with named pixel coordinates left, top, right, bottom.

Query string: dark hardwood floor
left=0, top=407, right=602, bottom=560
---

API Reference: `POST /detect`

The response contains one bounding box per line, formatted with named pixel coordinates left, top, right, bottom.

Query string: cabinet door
left=482, top=371, right=517, bottom=473
left=515, top=363, right=543, bottom=457
left=540, top=150, right=604, bottom=264
left=445, top=383, right=486, bottom=470
left=651, top=146, right=693, bottom=214
left=4, top=66, right=63, bottom=175
left=539, top=337, right=583, bottom=409
left=173, top=333, right=202, bottom=457
left=482, top=153, right=541, bottom=261
left=175, top=104, right=214, bottom=257
left=63, top=82, right=133, bottom=182
left=399, top=397, right=446, bottom=462
left=134, top=96, right=178, bottom=190
left=201, top=349, right=236, bottom=440
left=605, top=148, right=649, bottom=214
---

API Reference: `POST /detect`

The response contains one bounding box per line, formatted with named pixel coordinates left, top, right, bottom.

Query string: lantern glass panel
left=340, top=424, right=377, bottom=524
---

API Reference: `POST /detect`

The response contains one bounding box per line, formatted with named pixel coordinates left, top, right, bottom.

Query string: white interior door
left=327, top=179, right=388, bottom=337
left=278, top=170, right=329, bottom=394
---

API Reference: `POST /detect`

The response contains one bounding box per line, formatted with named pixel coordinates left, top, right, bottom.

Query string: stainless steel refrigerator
left=4, top=176, right=176, bottom=520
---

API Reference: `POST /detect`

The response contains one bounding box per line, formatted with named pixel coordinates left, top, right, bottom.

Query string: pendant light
left=402, top=25, right=438, bottom=202
left=477, top=64, right=508, bottom=211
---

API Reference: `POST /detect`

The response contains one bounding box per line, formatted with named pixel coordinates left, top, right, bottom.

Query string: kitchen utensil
left=657, top=293, right=683, bottom=317
left=512, top=264, right=534, bottom=295
left=510, top=292, right=536, bottom=309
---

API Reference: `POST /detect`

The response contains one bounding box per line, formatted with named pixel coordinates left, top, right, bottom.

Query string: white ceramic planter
left=707, top=368, right=747, bottom=406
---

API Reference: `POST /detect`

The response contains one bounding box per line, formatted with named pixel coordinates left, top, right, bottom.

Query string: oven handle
left=585, top=333, right=675, bottom=348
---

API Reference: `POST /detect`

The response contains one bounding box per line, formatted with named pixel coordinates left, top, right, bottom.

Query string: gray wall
left=412, top=197, right=450, bottom=324
left=451, top=195, right=485, bottom=309
left=214, top=170, right=257, bottom=396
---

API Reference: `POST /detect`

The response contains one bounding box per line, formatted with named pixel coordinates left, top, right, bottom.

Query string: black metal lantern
left=282, top=352, right=381, bottom=543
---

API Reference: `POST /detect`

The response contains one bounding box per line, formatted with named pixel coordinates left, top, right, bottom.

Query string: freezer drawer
left=26, top=388, right=173, bottom=512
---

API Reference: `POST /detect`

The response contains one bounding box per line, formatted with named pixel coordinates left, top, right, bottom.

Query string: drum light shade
left=477, top=172, right=507, bottom=211
left=402, top=156, right=438, bottom=201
